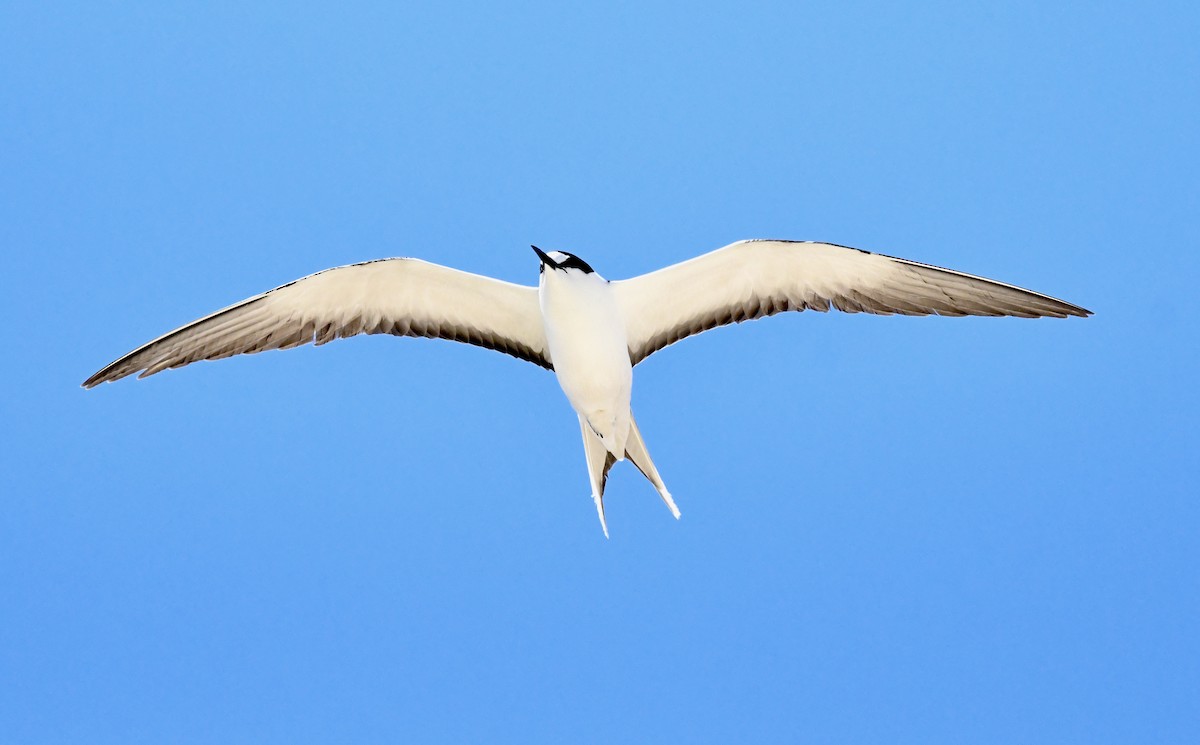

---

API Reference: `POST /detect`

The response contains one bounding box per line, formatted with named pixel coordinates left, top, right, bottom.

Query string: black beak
left=531, top=245, right=554, bottom=268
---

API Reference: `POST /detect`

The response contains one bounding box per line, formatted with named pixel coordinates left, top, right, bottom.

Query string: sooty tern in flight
left=84, top=240, right=1090, bottom=536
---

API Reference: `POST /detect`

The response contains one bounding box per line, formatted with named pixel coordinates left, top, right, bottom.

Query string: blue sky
left=2, top=2, right=1197, bottom=742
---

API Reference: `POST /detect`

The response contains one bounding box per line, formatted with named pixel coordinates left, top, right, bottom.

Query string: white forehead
left=546, top=251, right=571, bottom=263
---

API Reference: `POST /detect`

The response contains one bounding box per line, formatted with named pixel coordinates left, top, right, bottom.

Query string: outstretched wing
left=613, top=240, right=1090, bottom=365
left=83, top=258, right=551, bottom=387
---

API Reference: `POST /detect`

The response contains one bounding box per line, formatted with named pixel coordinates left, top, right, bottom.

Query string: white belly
left=540, top=274, right=632, bottom=456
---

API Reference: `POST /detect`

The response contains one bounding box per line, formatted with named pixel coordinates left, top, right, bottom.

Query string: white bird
left=84, top=240, right=1090, bottom=535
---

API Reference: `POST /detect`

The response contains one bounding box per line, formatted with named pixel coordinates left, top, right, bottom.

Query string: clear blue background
left=3, top=2, right=1196, bottom=742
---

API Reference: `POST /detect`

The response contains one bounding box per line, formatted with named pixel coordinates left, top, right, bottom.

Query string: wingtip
left=1061, top=301, right=1093, bottom=318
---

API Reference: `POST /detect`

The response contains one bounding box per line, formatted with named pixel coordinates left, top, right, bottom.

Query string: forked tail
left=579, top=411, right=679, bottom=537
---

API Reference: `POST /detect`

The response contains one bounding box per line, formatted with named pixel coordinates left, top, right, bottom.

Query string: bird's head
left=532, top=246, right=596, bottom=277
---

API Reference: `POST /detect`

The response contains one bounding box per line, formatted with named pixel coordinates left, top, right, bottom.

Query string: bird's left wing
left=83, top=258, right=551, bottom=387
left=613, top=240, right=1091, bottom=365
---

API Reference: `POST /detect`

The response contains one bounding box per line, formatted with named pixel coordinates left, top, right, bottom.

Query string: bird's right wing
left=84, top=258, right=551, bottom=387
left=613, top=240, right=1090, bottom=365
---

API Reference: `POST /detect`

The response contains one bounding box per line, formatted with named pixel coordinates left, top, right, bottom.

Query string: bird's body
left=84, top=240, right=1090, bottom=535
left=537, top=249, right=632, bottom=459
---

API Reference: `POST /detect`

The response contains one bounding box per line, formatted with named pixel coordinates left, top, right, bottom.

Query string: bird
left=83, top=240, right=1090, bottom=535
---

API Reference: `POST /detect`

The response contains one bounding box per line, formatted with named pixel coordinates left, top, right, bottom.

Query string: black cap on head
left=532, top=246, right=595, bottom=274
left=557, top=253, right=594, bottom=274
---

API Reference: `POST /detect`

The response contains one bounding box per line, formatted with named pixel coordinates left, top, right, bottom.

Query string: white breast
left=539, top=269, right=633, bottom=456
